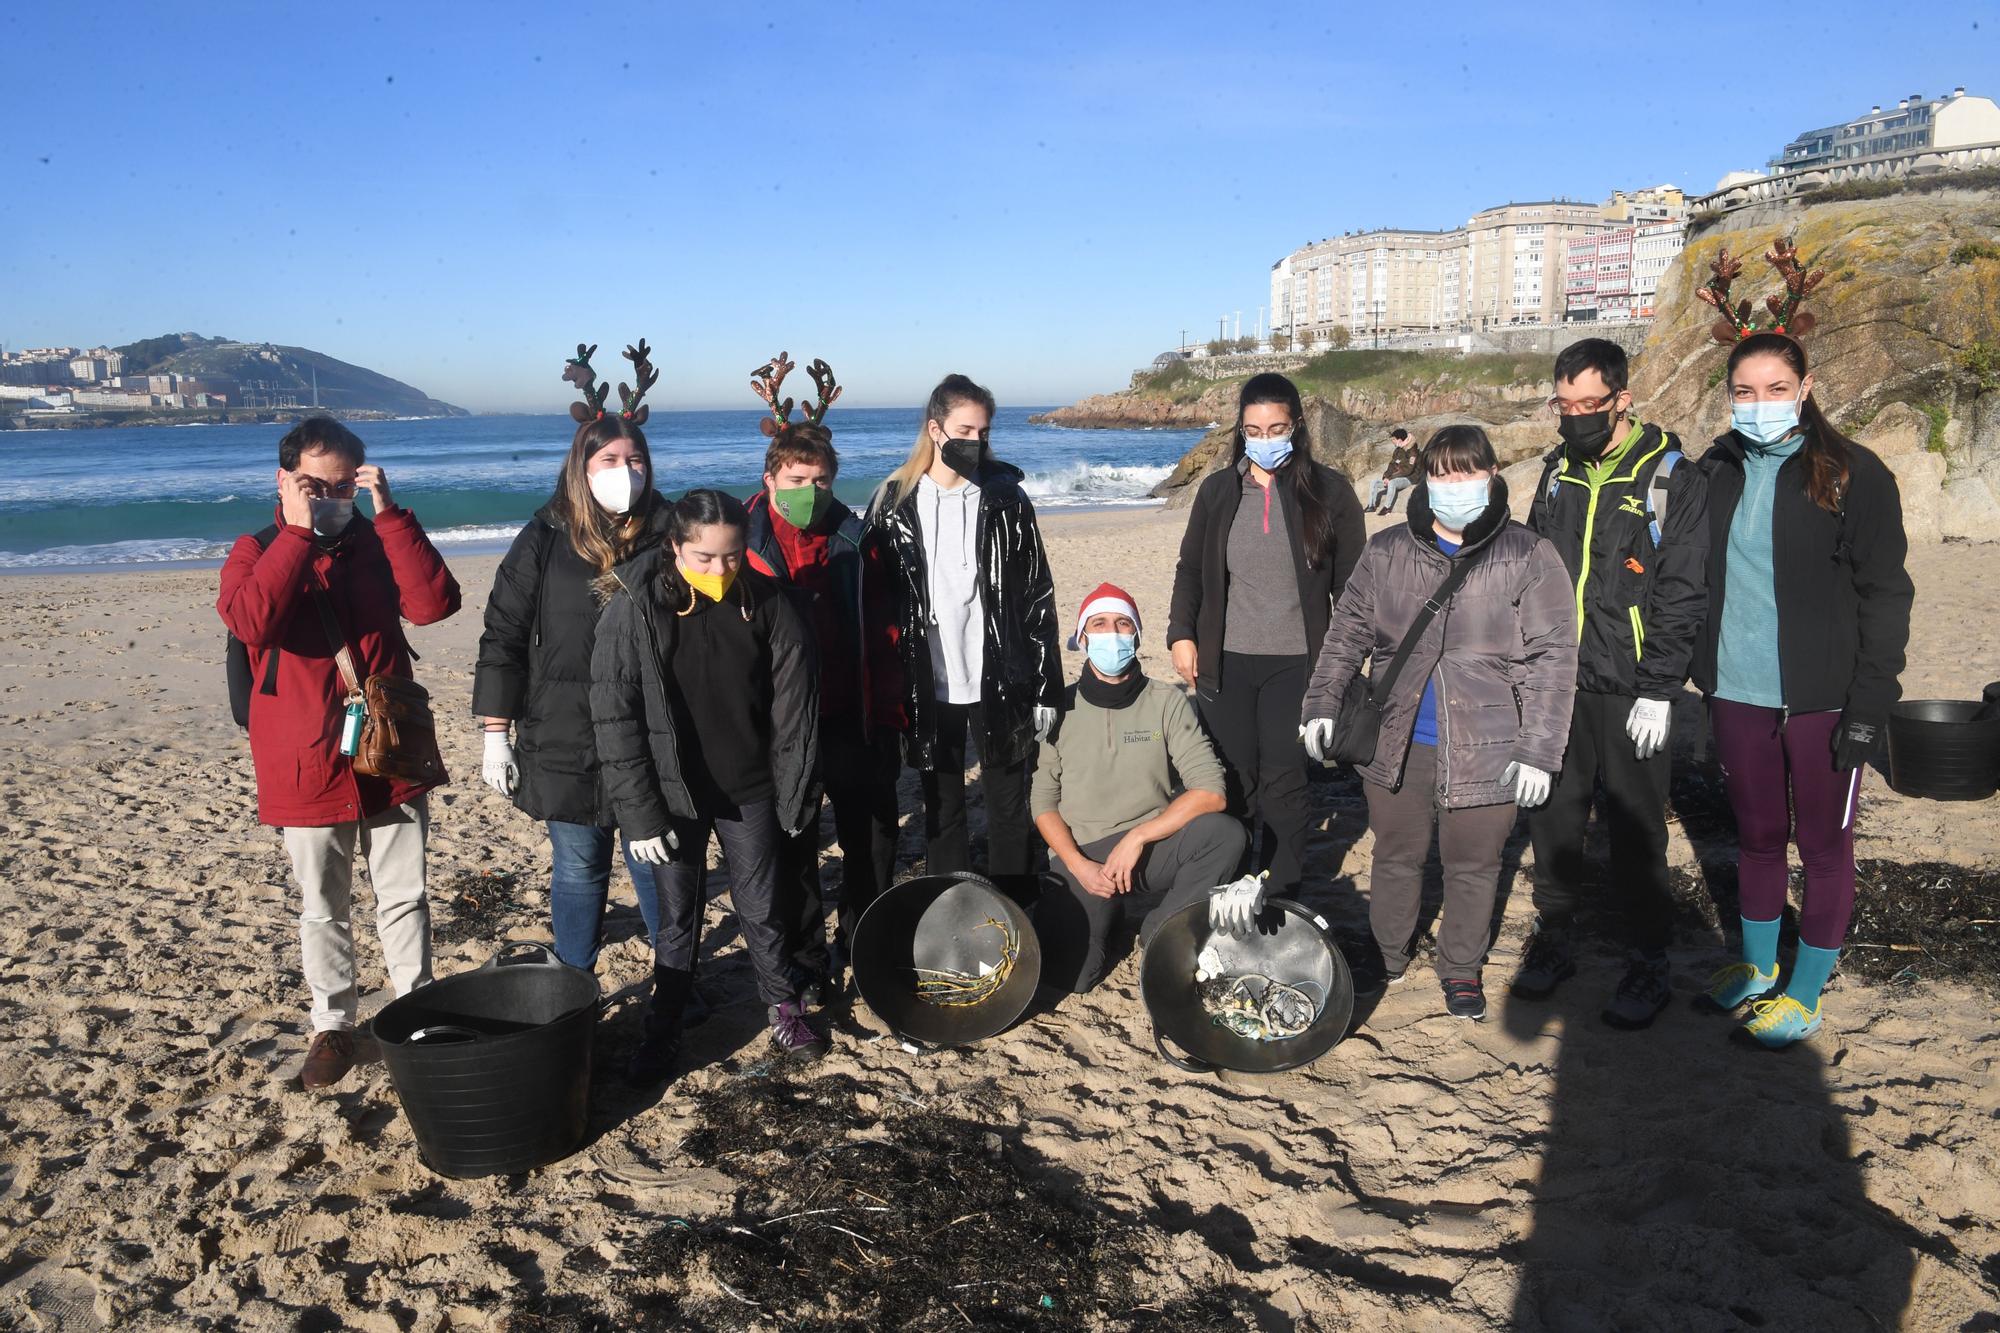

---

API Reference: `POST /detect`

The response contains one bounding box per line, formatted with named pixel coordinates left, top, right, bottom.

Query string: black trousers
left=786, top=721, right=903, bottom=981
left=1527, top=689, right=1674, bottom=954
left=654, top=797, right=795, bottom=1008
left=1198, top=652, right=1312, bottom=894
left=921, top=700, right=1033, bottom=881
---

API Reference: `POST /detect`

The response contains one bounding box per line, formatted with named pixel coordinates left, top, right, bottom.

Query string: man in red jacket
left=217, top=417, right=461, bottom=1090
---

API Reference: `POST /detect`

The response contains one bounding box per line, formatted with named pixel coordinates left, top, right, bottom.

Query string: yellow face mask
left=679, top=564, right=737, bottom=603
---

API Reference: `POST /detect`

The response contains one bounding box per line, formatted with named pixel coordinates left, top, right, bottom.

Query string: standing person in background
left=1684, top=248, right=1912, bottom=1049
left=1301, top=426, right=1577, bottom=1020
left=740, top=354, right=905, bottom=1000
left=591, top=488, right=828, bottom=1078
left=218, top=416, right=461, bottom=1090
left=1366, top=428, right=1418, bottom=515
left=1510, top=337, right=1709, bottom=1032
left=868, top=374, right=1063, bottom=892
left=473, top=343, right=676, bottom=1075
left=1167, top=373, right=1367, bottom=899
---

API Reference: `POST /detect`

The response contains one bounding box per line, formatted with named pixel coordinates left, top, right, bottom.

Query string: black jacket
left=867, top=460, right=1063, bottom=772
left=471, top=497, right=671, bottom=826
left=1525, top=422, right=1709, bottom=700
left=1166, top=458, right=1367, bottom=693
left=588, top=546, right=820, bottom=837
left=1690, top=430, right=1913, bottom=724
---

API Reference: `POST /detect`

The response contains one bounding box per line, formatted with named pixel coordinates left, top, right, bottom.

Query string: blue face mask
left=1428, top=477, right=1490, bottom=531
left=1244, top=434, right=1293, bottom=471
left=1731, top=396, right=1804, bottom=450
left=1085, top=632, right=1138, bottom=677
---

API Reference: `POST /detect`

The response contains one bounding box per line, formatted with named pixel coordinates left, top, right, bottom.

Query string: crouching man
left=1032, top=583, right=1247, bottom=993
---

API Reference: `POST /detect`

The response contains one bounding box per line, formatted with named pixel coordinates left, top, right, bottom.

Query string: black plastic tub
left=1140, top=898, right=1354, bottom=1074
left=373, top=943, right=599, bottom=1177
left=1886, top=699, right=2000, bottom=801
left=851, top=872, right=1042, bottom=1047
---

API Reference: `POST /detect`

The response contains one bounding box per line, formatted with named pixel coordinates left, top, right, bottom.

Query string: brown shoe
left=300, top=1029, right=356, bottom=1090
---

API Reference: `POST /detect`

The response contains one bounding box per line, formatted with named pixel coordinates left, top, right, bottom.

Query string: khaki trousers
left=281, top=797, right=433, bottom=1031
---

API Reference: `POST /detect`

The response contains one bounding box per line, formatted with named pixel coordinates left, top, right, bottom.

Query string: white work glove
left=1032, top=705, right=1057, bottom=743
left=1207, top=871, right=1269, bottom=938
left=481, top=730, right=518, bottom=796
left=628, top=831, right=678, bottom=865
left=1626, top=698, right=1671, bottom=761
left=1300, top=718, right=1335, bottom=763
left=1503, top=761, right=1552, bottom=809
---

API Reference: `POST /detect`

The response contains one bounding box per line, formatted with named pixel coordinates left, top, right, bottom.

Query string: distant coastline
left=0, top=407, right=454, bottom=432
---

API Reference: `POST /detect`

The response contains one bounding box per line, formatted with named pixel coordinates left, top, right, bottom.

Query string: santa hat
left=1067, top=582, right=1141, bottom=651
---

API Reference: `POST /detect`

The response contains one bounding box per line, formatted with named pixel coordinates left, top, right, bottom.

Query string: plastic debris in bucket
left=373, top=942, right=599, bottom=1177
left=1886, top=699, right=2000, bottom=801
left=1141, top=898, right=1353, bottom=1073
left=850, top=872, right=1042, bottom=1046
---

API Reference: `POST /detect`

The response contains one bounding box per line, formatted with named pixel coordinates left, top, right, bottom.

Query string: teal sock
left=1785, top=943, right=1841, bottom=1009
left=1740, top=915, right=1781, bottom=975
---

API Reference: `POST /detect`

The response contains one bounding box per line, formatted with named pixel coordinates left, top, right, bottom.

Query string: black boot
left=626, top=965, right=691, bottom=1086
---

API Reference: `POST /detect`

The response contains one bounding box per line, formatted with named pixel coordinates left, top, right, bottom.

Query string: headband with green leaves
left=564, top=339, right=658, bottom=425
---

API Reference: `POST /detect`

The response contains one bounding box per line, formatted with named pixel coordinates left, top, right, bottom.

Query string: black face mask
left=938, top=436, right=984, bottom=480
left=1558, top=409, right=1618, bottom=463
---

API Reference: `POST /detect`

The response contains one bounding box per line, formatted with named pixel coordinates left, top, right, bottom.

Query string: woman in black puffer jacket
left=473, top=410, right=670, bottom=974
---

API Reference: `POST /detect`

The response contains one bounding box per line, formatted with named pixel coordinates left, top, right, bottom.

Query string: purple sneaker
left=768, top=999, right=829, bottom=1059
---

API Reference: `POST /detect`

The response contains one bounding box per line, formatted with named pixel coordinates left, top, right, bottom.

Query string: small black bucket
left=373, top=942, right=599, bottom=1177
left=850, top=872, right=1042, bottom=1046
left=1141, top=898, right=1354, bottom=1074
left=1886, top=700, right=2000, bottom=801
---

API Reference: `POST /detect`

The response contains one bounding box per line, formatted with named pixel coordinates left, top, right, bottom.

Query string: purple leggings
left=1709, top=699, right=1863, bottom=950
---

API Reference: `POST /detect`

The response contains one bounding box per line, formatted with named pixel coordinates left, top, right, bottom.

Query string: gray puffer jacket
left=1302, top=476, right=1578, bottom=808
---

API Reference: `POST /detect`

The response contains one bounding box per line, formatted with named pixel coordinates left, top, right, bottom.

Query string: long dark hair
left=661, top=487, right=751, bottom=606
left=1232, top=373, right=1335, bottom=568
left=552, top=414, right=654, bottom=572
left=1726, top=333, right=1850, bottom=513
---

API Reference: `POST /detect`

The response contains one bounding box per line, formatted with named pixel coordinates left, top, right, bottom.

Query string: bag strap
left=308, top=581, right=365, bottom=700
left=1367, top=541, right=1489, bottom=708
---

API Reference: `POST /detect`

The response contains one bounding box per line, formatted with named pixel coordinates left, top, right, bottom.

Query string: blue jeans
left=547, top=820, right=665, bottom=970
left=1367, top=476, right=1412, bottom=511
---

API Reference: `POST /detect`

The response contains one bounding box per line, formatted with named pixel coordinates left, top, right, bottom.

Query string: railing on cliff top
left=1693, top=140, right=2000, bottom=215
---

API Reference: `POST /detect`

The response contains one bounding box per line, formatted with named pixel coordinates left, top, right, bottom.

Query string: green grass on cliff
left=1133, top=349, right=1542, bottom=404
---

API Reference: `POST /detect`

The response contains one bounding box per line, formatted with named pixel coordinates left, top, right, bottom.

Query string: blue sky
left=2, top=2, right=1991, bottom=411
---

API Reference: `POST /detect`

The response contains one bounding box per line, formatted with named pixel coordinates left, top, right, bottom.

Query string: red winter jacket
left=218, top=507, right=461, bottom=827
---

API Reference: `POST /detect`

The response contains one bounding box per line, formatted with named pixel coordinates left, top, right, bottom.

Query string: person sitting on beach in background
left=866, top=374, right=1064, bottom=896
left=1510, top=336, right=1709, bottom=1032
left=217, top=416, right=461, bottom=1091
left=1685, top=250, right=1912, bottom=1048
left=1366, top=428, right=1417, bottom=515
left=1301, top=426, right=1577, bottom=1020
left=472, top=342, right=679, bottom=1083
left=1167, top=372, right=1367, bottom=903
left=590, top=488, right=828, bottom=1077
left=1031, top=583, right=1246, bottom=994
left=740, top=354, right=906, bottom=1006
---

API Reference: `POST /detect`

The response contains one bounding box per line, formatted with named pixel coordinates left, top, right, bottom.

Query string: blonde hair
left=551, top=416, right=654, bottom=573
left=884, top=373, right=997, bottom=502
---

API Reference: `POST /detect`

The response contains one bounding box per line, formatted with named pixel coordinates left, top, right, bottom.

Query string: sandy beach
left=2, top=505, right=1996, bottom=1330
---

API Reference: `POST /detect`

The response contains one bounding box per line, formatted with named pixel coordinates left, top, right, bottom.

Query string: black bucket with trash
left=850, top=872, right=1042, bottom=1047
left=1140, top=898, right=1354, bottom=1074
left=1885, top=687, right=2000, bottom=801
left=373, top=942, right=599, bottom=1178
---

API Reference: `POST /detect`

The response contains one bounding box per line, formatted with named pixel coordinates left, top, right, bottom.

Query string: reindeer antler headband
left=1695, top=237, right=1827, bottom=345
left=564, top=339, right=658, bottom=424
left=750, top=351, right=842, bottom=437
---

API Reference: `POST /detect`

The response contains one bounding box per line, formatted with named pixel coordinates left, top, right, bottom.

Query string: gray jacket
left=1302, top=478, right=1578, bottom=808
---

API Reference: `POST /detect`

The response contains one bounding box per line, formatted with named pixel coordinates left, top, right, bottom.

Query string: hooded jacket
left=588, top=546, right=820, bottom=837
left=471, top=494, right=671, bottom=826
left=1690, top=429, right=1912, bottom=723
left=1302, top=477, right=1579, bottom=808
left=866, top=458, right=1063, bottom=772
left=1166, top=456, right=1367, bottom=694
left=218, top=507, right=461, bottom=827
left=1526, top=420, right=1709, bottom=700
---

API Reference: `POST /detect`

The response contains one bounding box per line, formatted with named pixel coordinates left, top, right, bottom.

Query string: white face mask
left=310, top=497, right=355, bottom=536
left=588, top=465, right=644, bottom=515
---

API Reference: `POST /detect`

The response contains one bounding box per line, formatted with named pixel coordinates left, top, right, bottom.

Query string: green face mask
left=773, top=484, right=825, bottom=530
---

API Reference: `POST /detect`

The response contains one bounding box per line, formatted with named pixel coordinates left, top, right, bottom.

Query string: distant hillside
left=113, top=333, right=466, bottom=417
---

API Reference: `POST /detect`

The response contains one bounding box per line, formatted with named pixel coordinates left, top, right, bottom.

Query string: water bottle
left=339, top=698, right=366, bottom=756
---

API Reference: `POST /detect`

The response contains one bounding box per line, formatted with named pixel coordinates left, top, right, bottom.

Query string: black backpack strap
left=1368, top=543, right=1489, bottom=707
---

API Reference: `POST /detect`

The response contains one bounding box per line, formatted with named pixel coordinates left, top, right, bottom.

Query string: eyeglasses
left=294, top=477, right=358, bottom=499
left=1546, top=394, right=1619, bottom=417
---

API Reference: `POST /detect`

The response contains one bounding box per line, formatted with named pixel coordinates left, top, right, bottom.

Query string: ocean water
left=0, top=408, right=1205, bottom=570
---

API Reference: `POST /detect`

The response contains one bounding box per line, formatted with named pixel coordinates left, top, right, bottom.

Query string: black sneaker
left=624, top=1030, right=681, bottom=1086
left=1509, top=921, right=1577, bottom=1000
left=1602, top=954, right=1672, bottom=1030
left=1441, top=977, right=1487, bottom=1021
